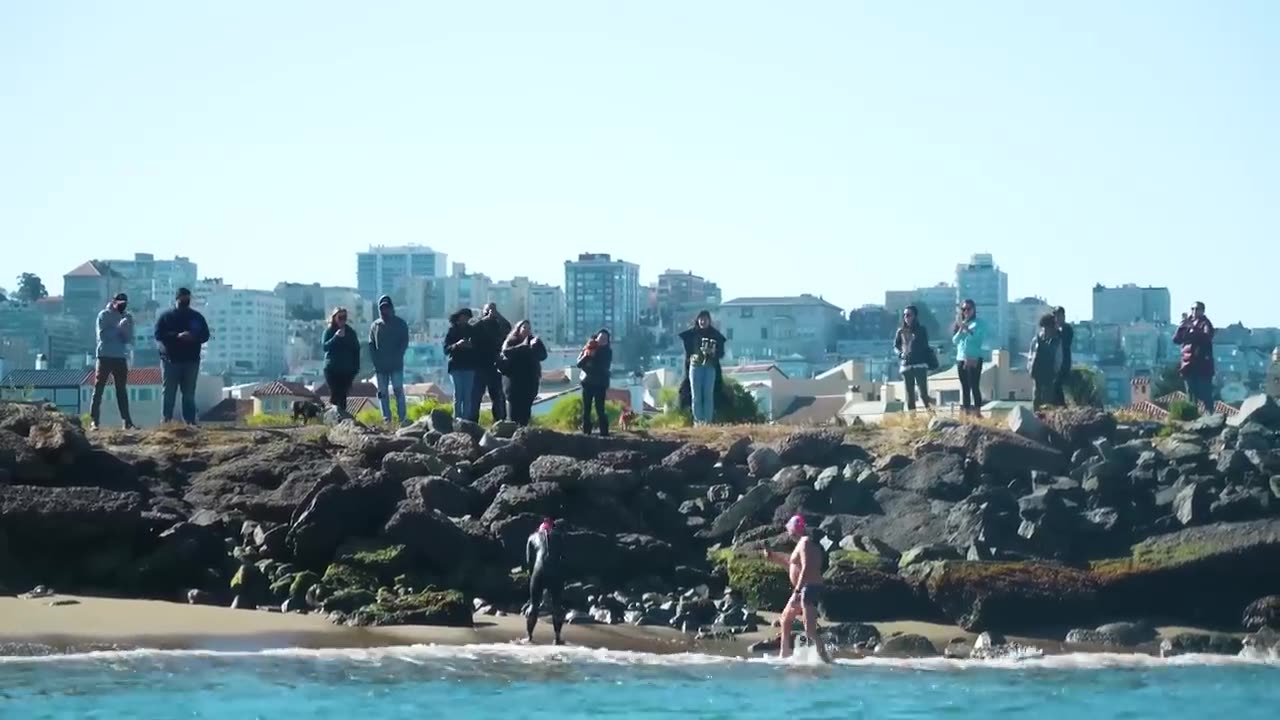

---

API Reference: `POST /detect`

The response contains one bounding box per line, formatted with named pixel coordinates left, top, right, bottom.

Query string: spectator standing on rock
left=369, top=295, right=410, bottom=426
left=577, top=329, right=613, bottom=436
left=1028, top=313, right=1064, bottom=410
left=952, top=298, right=987, bottom=416
left=1174, top=301, right=1216, bottom=412
left=678, top=310, right=727, bottom=425
left=154, top=287, right=210, bottom=425
left=499, top=320, right=548, bottom=427
left=1053, top=306, right=1074, bottom=406
left=89, top=292, right=137, bottom=430
left=444, top=308, right=479, bottom=421
left=475, top=303, right=513, bottom=422
left=893, top=305, right=936, bottom=412
left=322, top=307, right=361, bottom=417
left=524, top=519, right=565, bottom=645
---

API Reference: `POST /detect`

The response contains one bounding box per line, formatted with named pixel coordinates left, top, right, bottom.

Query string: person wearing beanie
left=89, top=292, right=136, bottom=430
left=153, top=287, right=210, bottom=425
left=369, top=295, right=410, bottom=425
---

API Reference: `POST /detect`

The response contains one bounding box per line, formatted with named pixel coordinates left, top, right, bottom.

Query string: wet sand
left=0, top=594, right=1210, bottom=657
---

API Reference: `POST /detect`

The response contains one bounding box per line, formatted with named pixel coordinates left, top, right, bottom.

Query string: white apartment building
left=528, top=283, right=565, bottom=344
left=356, top=244, right=448, bottom=302
left=195, top=279, right=288, bottom=376
left=956, top=254, right=1010, bottom=350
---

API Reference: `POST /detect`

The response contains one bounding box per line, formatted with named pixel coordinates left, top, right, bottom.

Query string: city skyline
left=4, top=2, right=1278, bottom=326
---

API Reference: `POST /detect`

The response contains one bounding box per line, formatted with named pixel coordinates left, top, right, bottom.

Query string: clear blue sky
left=3, top=1, right=1277, bottom=325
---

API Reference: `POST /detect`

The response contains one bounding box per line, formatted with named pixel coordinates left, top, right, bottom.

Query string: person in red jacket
left=1173, top=301, right=1215, bottom=413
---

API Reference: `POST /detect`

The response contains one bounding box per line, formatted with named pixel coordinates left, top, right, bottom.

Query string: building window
left=740, top=307, right=754, bottom=319
left=726, top=328, right=734, bottom=340
left=760, top=327, right=768, bottom=340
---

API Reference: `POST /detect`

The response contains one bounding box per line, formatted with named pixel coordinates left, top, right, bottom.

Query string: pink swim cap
left=786, top=514, right=805, bottom=533
left=539, top=519, right=553, bottom=532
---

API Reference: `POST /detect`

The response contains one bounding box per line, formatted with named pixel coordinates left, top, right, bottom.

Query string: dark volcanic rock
left=776, top=430, right=843, bottom=467
left=1042, top=407, right=1117, bottom=453
left=437, top=432, right=481, bottom=462
left=528, top=455, right=636, bottom=493
left=888, top=452, right=970, bottom=501
left=1160, top=632, right=1242, bottom=657
left=480, top=483, right=566, bottom=527
left=470, top=442, right=531, bottom=477
left=1228, top=394, right=1280, bottom=430
left=0, top=429, right=54, bottom=484
left=184, top=441, right=340, bottom=522
left=1007, top=406, right=1050, bottom=445
left=920, top=561, right=1100, bottom=633
left=1242, top=595, right=1280, bottom=632
left=660, top=444, right=719, bottom=479
left=470, top=465, right=523, bottom=506
left=702, top=484, right=778, bottom=541
left=920, top=424, right=1066, bottom=477
left=1173, top=483, right=1211, bottom=526
left=381, top=451, right=447, bottom=482
left=0, top=484, right=148, bottom=546
left=820, top=565, right=929, bottom=622
left=747, top=447, right=783, bottom=479
left=1094, top=518, right=1280, bottom=627
left=406, top=476, right=481, bottom=517
left=876, top=633, right=938, bottom=658
left=285, top=466, right=404, bottom=566
left=327, top=421, right=418, bottom=464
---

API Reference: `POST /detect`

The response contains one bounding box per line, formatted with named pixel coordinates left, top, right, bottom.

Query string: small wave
left=1, top=643, right=1276, bottom=670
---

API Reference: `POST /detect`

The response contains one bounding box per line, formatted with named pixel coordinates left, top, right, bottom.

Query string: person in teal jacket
left=951, top=298, right=987, bottom=416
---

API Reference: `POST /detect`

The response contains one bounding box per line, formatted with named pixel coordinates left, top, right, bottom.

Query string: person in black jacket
left=444, top=308, right=479, bottom=421
left=499, top=320, right=548, bottom=427
left=322, top=307, right=361, bottom=416
left=1053, top=306, right=1074, bottom=406
left=893, top=305, right=935, bottom=412
left=475, top=303, right=513, bottom=422
left=678, top=311, right=727, bottom=425
left=576, top=329, right=613, bottom=436
left=153, top=287, right=210, bottom=425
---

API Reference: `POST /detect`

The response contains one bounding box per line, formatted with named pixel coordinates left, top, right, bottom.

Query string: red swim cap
left=539, top=519, right=553, bottom=532
left=786, top=514, right=805, bottom=533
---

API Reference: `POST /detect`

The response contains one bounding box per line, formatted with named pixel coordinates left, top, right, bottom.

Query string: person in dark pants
left=1028, top=313, right=1064, bottom=409
left=154, top=287, right=210, bottom=425
left=577, top=329, right=613, bottom=435
left=524, top=519, right=565, bottom=645
left=893, top=305, right=935, bottom=412
left=474, top=302, right=512, bottom=422
left=322, top=307, right=361, bottom=416
left=499, top=320, right=548, bottom=426
left=678, top=310, right=727, bottom=425
left=1174, top=301, right=1216, bottom=413
left=951, top=299, right=987, bottom=416
left=90, top=292, right=136, bottom=430
left=444, top=308, right=479, bottom=421
left=1052, top=306, right=1074, bottom=405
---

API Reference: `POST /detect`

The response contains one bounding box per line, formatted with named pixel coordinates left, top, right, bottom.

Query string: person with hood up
left=444, top=308, right=479, bottom=421
left=154, top=287, right=210, bottom=425
left=89, top=292, right=137, bottom=430
left=1027, top=313, right=1064, bottom=409
left=322, top=306, right=361, bottom=416
left=369, top=295, right=410, bottom=425
left=678, top=310, right=727, bottom=425
left=499, top=319, right=548, bottom=427
left=577, top=329, right=613, bottom=436
left=893, top=305, right=936, bottom=412
left=1173, top=301, right=1216, bottom=413
left=475, top=302, right=513, bottom=422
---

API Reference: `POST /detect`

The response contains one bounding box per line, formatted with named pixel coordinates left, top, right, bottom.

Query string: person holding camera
left=678, top=310, right=727, bottom=425
left=89, top=292, right=136, bottom=430
left=893, top=305, right=936, bottom=412
left=322, top=306, right=361, bottom=416
left=577, top=329, right=613, bottom=436
left=444, top=308, right=480, bottom=421
left=951, top=299, right=987, bottom=416
left=499, top=319, right=548, bottom=427
left=1173, top=301, right=1215, bottom=413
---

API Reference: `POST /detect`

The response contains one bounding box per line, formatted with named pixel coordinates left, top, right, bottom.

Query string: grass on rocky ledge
left=1089, top=540, right=1220, bottom=578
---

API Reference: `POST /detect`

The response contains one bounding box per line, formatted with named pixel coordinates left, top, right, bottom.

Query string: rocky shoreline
left=2, top=399, right=1280, bottom=659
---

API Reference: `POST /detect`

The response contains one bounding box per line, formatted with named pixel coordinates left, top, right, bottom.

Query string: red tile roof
left=82, top=366, right=163, bottom=386
left=314, top=381, right=378, bottom=398
left=198, top=398, right=254, bottom=423
left=251, top=381, right=319, bottom=399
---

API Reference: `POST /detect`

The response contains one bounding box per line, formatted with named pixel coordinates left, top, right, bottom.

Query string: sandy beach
left=0, top=594, right=1019, bottom=657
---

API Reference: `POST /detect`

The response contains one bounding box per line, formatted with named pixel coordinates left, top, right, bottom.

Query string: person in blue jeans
left=444, top=308, right=479, bottom=421
left=153, top=287, right=210, bottom=425
left=678, top=311, right=727, bottom=425
left=369, top=295, right=410, bottom=425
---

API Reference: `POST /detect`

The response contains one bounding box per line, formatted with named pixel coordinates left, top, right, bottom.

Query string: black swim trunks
left=794, top=584, right=822, bottom=606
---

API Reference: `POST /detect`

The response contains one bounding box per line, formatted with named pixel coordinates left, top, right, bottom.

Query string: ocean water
left=1, top=645, right=1277, bottom=720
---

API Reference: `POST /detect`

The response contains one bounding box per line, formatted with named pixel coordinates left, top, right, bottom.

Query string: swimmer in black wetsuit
left=525, top=519, right=565, bottom=645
